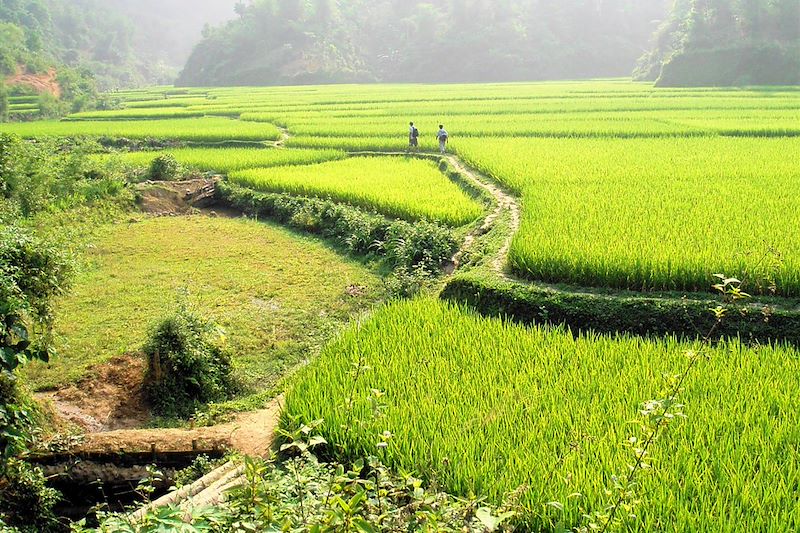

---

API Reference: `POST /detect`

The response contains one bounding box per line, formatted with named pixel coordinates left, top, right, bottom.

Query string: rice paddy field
left=4, top=80, right=799, bottom=295
left=229, top=157, right=483, bottom=225
left=286, top=299, right=800, bottom=531
left=8, top=80, right=800, bottom=529
left=99, top=147, right=346, bottom=174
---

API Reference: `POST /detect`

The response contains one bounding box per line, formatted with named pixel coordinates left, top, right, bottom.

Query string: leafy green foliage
left=0, top=82, right=8, bottom=123
left=147, top=153, right=182, bottom=182
left=0, top=459, right=60, bottom=533
left=178, top=0, right=668, bottom=86
left=0, top=226, right=71, bottom=376
left=172, top=454, right=226, bottom=489
left=0, top=228, right=68, bottom=532
left=0, top=133, right=129, bottom=218
left=638, top=0, right=800, bottom=86
left=143, top=306, right=236, bottom=418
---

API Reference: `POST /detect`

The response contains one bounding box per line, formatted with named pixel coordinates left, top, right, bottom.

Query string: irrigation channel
left=38, top=132, right=522, bottom=522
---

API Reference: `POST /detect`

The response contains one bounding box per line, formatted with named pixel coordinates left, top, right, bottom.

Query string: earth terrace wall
left=442, top=271, right=800, bottom=346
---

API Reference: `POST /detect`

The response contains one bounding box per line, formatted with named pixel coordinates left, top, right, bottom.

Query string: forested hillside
left=638, top=0, right=800, bottom=86
left=0, top=0, right=236, bottom=91
left=178, top=0, right=671, bottom=86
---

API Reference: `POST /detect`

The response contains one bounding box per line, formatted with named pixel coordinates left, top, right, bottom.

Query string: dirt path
left=272, top=126, right=291, bottom=147
left=343, top=149, right=521, bottom=274
left=442, top=154, right=520, bottom=274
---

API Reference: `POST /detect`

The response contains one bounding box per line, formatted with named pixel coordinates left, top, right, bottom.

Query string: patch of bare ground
left=38, top=353, right=283, bottom=457
left=443, top=154, right=521, bottom=274
left=37, top=354, right=150, bottom=433
left=135, top=178, right=219, bottom=216
left=4, top=66, right=61, bottom=97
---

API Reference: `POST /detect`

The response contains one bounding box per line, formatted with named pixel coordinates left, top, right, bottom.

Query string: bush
left=0, top=459, right=60, bottom=533
left=0, top=134, right=129, bottom=217
left=0, top=226, right=71, bottom=376
left=148, top=153, right=182, bottom=181
left=144, top=307, right=235, bottom=418
left=0, top=82, right=8, bottom=123
left=0, top=228, right=68, bottom=533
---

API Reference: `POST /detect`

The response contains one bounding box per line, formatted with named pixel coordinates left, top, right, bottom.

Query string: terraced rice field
left=100, top=147, right=346, bottom=174
left=286, top=299, right=800, bottom=531
left=6, top=81, right=799, bottom=291
left=9, top=80, right=800, bottom=530
left=456, top=136, right=800, bottom=295
left=0, top=117, right=281, bottom=142
left=229, top=157, right=483, bottom=225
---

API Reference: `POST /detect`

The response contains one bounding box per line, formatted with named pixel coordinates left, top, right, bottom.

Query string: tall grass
left=285, top=298, right=800, bottom=531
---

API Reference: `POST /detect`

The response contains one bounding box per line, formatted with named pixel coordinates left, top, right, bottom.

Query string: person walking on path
left=408, top=122, right=419, bottom=152
left=437, top=124, right=449, bottom=154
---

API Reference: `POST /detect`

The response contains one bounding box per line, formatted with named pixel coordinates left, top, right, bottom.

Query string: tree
left=0, top=83, right=8, bottom=123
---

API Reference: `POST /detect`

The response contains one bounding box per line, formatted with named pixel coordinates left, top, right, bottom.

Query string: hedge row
left=216, top=181, right=458, bottom=271
left=441, top=272, right=800, bottom=345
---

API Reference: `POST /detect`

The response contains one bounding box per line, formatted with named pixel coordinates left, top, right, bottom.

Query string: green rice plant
left=285, top=298, right=800, bottom=531
left=282, top=115, right=706, bottom=139
left=124, top=97, right=215, bottom=109
left=286, top=135, right=440, bottom=152
left=99, top=147, right=346, bottom=174
left=457, top=136, right=800, bottom=296
left=65, top=107, right=205, bottom=120
left=0, top=118, right=281, bottom=142
left=229, top=156, right=483, bottom=226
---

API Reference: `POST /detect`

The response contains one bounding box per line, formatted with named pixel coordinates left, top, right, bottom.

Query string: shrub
left=0, top=459, right=60, bottom=533
left=144, top=306, right=235, bottom=418
left=0, top=82, right=8, bottom=123
left=148, top=153, right=182, bottom=181
left=0, top=134, right=128, bottom=217
left=0, top=228, right=68, bottom=532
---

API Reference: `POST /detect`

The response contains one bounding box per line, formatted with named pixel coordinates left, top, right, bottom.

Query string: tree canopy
left=0, top=0, right=237, bottom=89
left=178, top=0, right=671, bottom=86
left=638, top=0, right=800, bottom=86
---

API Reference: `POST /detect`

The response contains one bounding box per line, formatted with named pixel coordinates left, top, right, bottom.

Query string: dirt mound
left=136, top=178, right=219, bottom=216
left=38, top=354, right=150, bottom=432
left=5, top=67, right=61, bottom=97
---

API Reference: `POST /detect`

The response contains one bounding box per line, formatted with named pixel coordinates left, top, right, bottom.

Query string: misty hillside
left=178, top=0, right=672, bottom=86
left=640, top=0, right=800, bottom=86
left=1, top=0, right=237, bottom=89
